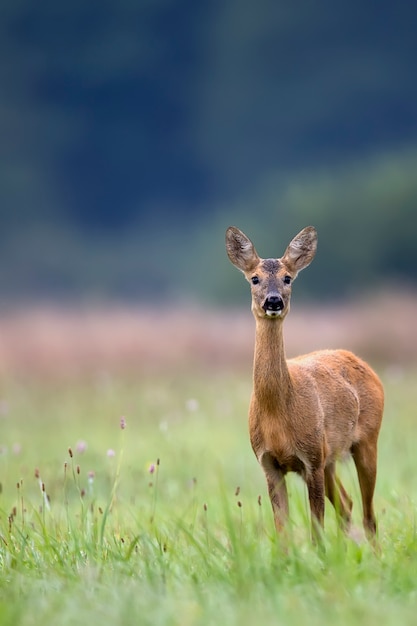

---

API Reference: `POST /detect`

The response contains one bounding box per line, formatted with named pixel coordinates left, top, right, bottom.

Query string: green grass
left=1, top=368, right=417, bottom=625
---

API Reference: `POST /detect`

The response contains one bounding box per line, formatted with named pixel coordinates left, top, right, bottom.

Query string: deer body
left=226, top=226, right=384, bottom=540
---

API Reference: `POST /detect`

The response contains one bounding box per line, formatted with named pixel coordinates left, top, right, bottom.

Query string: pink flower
left=185, top=398, right=199, bottom=412
left=76, top=440, right=88, bottom=454
left=107, top=449, right=116, bottom=458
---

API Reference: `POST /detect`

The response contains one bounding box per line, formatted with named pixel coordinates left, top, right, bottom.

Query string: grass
left=1, top=366, right=417, bottom=626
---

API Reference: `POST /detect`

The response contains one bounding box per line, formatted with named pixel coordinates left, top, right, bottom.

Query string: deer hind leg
left=324, top=462, right=353, bottom=531
left=260, top=453, right=289, bottom=532
left=351, top=440, right=378, bottom=538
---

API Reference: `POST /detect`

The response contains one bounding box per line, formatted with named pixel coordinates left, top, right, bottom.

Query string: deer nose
left=263, top=294, right=284, bottom=312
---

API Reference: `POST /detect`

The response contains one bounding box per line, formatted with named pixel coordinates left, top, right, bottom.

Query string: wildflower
left=148, top=463, right=155, bottom=474
left=87, top=471, right=95, bottom=496
left=120, top=416, right=126, bottom=430
left=235, top=486, right=240, bottom=496
left=107, top=449, right=116, bottom=458
left=76, top=440, right=87, bottom=454
left=68, top=447, right=73, bottom=458
left=185, top=398, right=199, bottom=412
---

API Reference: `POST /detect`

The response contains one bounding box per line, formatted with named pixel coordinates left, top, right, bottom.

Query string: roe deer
left=225, top=225, right=384, bottom=542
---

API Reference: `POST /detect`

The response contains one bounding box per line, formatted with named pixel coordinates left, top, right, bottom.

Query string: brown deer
left=225, top=225, right=384, bottom=542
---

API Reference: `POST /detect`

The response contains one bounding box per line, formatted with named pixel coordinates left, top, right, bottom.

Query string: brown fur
left=226, top=226, right=384, bottom=541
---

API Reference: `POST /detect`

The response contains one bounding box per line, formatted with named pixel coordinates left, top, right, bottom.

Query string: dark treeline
left=1, top=1, right=417, bottom=303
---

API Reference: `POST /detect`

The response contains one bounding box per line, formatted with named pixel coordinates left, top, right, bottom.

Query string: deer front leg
left=306, top=467, right=326, bottom=543
left=266, top=471, right=289, bottom=532
left=260, top=452, right=289, bottom=532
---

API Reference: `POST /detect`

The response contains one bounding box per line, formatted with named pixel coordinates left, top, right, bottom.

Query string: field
left=1, top=299, right=417, bottom=626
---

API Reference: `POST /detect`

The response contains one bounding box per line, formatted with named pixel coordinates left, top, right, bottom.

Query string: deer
left=225, top=225, right=384, bottom=543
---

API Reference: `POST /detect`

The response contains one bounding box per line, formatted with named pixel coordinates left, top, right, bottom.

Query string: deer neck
left=253, top=317, right=292, bottom=412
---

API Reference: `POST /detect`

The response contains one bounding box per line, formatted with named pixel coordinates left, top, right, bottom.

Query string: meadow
left=1, top=299, right=417, bottom=626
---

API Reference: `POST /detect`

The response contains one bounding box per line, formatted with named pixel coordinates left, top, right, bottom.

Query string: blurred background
left=1, top=0, right=417, bottom=377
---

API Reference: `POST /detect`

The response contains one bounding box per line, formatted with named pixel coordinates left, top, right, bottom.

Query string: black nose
left=263, top=294, right=284, bottom=312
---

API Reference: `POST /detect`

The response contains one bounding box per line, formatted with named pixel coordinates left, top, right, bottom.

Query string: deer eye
left=251, top=276, right=260, bottom=285
left=283, top=275, right=292, bottom=285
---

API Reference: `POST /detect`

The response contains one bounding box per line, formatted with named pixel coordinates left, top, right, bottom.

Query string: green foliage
left=1, top=2, right=417, bottom=303
left=1, top=369, right=417, bottom=625
left=189, top=147, right=417, bottom=303
left=4, top=145, right=417, bottom=304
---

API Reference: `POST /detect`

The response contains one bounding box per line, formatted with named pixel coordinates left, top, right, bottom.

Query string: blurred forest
left=1, top=0, right=417, bottom=305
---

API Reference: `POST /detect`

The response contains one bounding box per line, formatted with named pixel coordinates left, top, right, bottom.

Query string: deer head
left=225, top=226, right=318, bottom=320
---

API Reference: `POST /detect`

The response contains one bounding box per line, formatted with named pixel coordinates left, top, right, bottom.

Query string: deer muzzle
left=263, top=294, right=284, bottom=317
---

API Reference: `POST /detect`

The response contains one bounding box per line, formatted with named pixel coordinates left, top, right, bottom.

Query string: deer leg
left=266, top=472, right=289, bottom=533
left=260, top=453, right=289, bottom=532
left=324, top=462, right=353, bottom=531
left=306, top=467, right=325, bottom=543
left=351, top=441, right=378, bottom=538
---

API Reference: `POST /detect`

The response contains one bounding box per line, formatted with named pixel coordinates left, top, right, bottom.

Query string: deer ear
left=226, top=226, right=260, bottom=272
left=281, top=226, right=317, bottom=273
